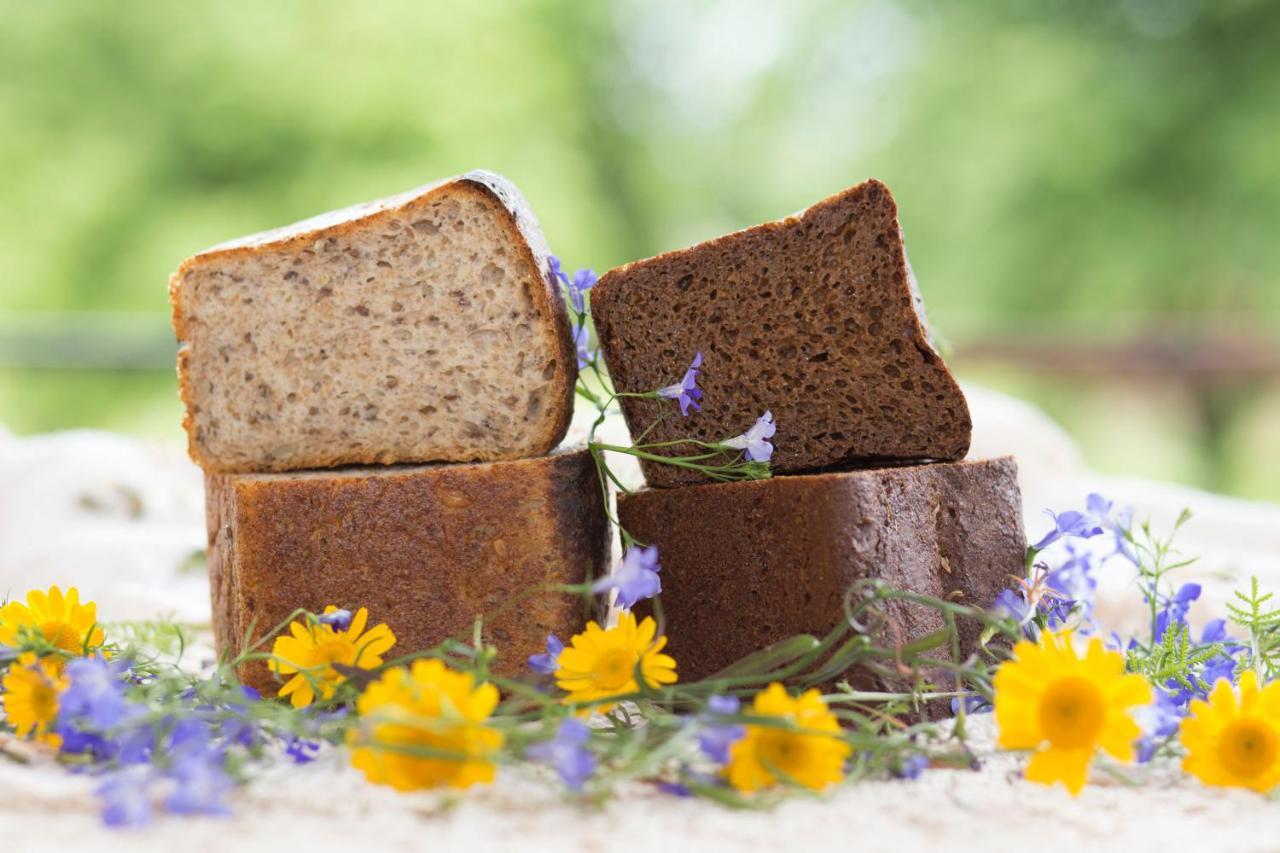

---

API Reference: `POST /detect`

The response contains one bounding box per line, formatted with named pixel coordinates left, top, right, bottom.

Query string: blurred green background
left=1, top=0, right=1277, bottom=499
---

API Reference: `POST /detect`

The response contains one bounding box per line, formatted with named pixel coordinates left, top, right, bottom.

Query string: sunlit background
left=1, top=0, right=1276, bottom=500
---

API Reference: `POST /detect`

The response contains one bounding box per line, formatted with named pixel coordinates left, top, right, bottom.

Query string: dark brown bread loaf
left=206, top=449, right=609, bottom=693
left=172, top=170, right=576, bottom=474
left=616, top=457, right=1024, bottom=689
left=591, top=179, right=971, bottom=487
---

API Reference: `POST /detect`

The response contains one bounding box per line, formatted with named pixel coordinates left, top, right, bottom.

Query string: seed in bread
left=591, top=179, right=971, bottom=487
left=171, top=170, right=575, bottom=473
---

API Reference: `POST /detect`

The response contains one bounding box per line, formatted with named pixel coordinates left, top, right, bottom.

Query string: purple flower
left=1134, top=689, right=1183, bottom=763
left=1085, top=493, right=1138, bottom=564
left=527, top=718, right=596, bottom=791
left=97, top=768, right=153, bottom=828
left=1153, top=583, right=1202, bottom=642
left=721, top=411, right=776, bottom=463
left=1031, top=508, right=1104, bottom=551
left=528, top=633, right=565, bottom=675
left=317, top=609, right=353, bottom=631
left=657, top=352, right=703, bottom=416
left=894, top=753, right=930, bottom=779
left=950, top=695, right=992, bottom=715
left=568, top=269, right=597, bottom=314
left=547, top=255, right=569, bottom=286
left=697, top=695, right=745, bottom=765
left=572, top=321, right=594, bottom=369
left=592, top=545, right=661, bottom=609
left=285, top=736, right=322, bottom=764
left=656, top=780, right=692, bottom=797
left=166, top=751, right=234, bottom=816
left=56, top=657, right=146, bottom=759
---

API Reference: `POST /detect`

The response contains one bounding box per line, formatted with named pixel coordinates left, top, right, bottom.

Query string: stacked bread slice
left=591, top=179, right=1026, bottom=687
left=171, top=171, right=608, bottom=691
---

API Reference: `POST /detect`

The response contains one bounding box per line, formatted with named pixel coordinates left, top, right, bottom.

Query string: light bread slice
left=170, top=170, right=575, bottom=473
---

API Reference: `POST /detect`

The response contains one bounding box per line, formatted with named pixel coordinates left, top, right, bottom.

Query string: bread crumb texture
left=591, top=179, right=971, bottom=487
left=171, top=173, right=573, bottom=473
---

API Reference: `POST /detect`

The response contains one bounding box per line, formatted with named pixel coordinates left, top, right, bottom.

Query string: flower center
left=40, top=620, right=84, bottom=654
left=1038, top=677, right=1105, bottom=748
left=1218, top=718, right=1278, bottom=779
left=757, top=730, right=809, bottom=776
left=315, top=638, right=356, bottom=670
left=30, top=681, right=59, bottom=721
left=593, top=649, right=637, bottom=692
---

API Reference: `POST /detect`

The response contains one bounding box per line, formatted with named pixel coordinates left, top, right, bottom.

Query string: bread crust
left=171, top=171, right=575, bottom=473
left=206, top=449, right=609, bottom=692
left=618, top=457, right=1024, bottom=706
left=591, top=178, right=972, bottom=487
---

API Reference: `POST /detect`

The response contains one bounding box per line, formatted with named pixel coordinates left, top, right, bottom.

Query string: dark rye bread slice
left=206, top=449, right=609, bottom=693
left=616, top=457, right=1024, bottom=692
left=591, top=179, right=971, bottom=487
left=171, top=170, right=575, bottom=474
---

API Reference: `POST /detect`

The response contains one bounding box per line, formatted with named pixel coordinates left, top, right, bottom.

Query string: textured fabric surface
left=2, top=385, right=1278, bottom=851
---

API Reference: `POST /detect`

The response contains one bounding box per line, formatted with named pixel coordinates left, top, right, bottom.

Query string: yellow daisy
left=269, top=606, right=396, bottom=708
left=994, top=630, right=1151, bottom=794
left=0, top=586, right=105, bottom=669
left=554, top=611, right=678, bottom=711
left=1, top=652, right=68, bottom=746
left=725, top=682, right=851, bottom=793
left=349, top=658, right=503, bottom=791
left=1181, top=670, right=1280, bottom=793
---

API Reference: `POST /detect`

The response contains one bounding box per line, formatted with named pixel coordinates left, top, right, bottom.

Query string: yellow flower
left=349, top=658, right=503, bottom=791
left=555, top=611, right=678, bottom=711
left=1, top=652, right=68, bottom=746
left=1180, top=670, right=1280, bottom=793
left=725, top=682, right=851, bottom=793
left=994, top=630, right=1151, bottom=794
left=269, top=606, right=396, bottom=708
left=0, top=586, right=105, bottom=669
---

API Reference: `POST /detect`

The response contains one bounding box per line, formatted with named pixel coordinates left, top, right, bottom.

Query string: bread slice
left=206, top=449, right=609, bottom=692
left=617, top=457, right=1024, bottom=693
left=591, top=179, right=971, bottom=487
left=171, top=170, right=575, bottom=473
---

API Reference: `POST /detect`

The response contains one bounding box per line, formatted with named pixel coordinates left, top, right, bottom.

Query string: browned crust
left=206, top=449, right=610, bottom=692
left=617, top=456, right=1024, bottom=702
left=170, top=171, right=575, bottom=473
left=591, top=178, right=971, bottom=487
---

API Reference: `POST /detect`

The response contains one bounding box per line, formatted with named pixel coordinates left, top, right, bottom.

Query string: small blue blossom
left=572, top=321, right=594, bottom=369
left=950, top=695, right=992, bottom=715
left=166, top=751, right=234, bottom=816
left=696, top=694, right=745, bottom=765
left=592, top=545, right=661, bottom=609
left=721, top=411, right=776, bottom=463
left=656, top=780, right=692, bottom=797
left=1152, top=582, right=1202, bottom=642
left=527, top=719, right=596, bottom=791
left=547, top=255, right=570, bottom=286
left=1134, top=689, right=1184, bottom=763
left=97, top=768, right=153, bottom=829
left=317, top=609, right=353, bottom=631
left=1085, top=493, right=1138, bottom=564
left=1031, top=508, right=1104, bottom=551
left=528, top=633, right=565, bottom=675
left=568, top=268, right=597, bottom=314
left=657, top=352, right=703, bottom=416
left=894, top=753, right=930, bottom=779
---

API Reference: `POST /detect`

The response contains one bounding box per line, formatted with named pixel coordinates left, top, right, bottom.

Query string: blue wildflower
left=1031, top=508, right=1104, bottom=551
left=656, top=780, right=693, bottom=797
left=317, top=609, right=353, bottom=631
left=166, top=751, right=234, bottom=816
left=572, top=321, right=594, bottom=369
left=56, top=657, right=146, bottom=760
left=657, top=352, right=703, bottom=416
left=527, top=718, right=596, bottom=791
left=568, top=268, right=597, bottom=314
left=894, top=753, right=930, bottom=779
left=721, top=411, right=776, bottom=463
left=1085, top=493, right=1138, bottom=564
left=97, top=768, right=153, bottom=829
left=528, top=633, right=565, bottom=675
left=1135, top=688, right=1183, bottom=763
left=547, top=255, right=569, bottom=286
left=592, top=544, right=661, bottom=609
left=1152, top=582, right=1202, bottom=642
left=697, top=694, right=745, bottom=764
left=950, top=694, right=992, bottom=715
left=285, top=736, right=322, bottom=764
